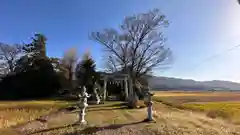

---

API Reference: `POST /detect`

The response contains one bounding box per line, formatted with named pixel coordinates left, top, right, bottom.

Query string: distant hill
left=97, top=71, right=240, bottom=91
left=148, top=76, right=240, bottom=91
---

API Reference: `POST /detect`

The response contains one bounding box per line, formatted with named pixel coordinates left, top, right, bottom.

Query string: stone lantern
left=77, top=86, right=91, bottom=124
left=144, top=91, right=155, bottom=122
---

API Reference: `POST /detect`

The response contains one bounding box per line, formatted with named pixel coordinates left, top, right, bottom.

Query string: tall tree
left=75, top=52, right=99, bottom=86
left=91, top=9, right=172, bottom=98
left=22, top=33, right=47, bottom=57
left=15, top=33, right=48, bottom=72
left=6, top=34, right=61, bottom=99
left=61, top=48, right=78, bottom=82
left=0, top=43, right=22, bottom=74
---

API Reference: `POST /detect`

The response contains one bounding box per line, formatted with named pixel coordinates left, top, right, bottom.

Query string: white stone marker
left=144, top=91, right=155, bottom=122
left=78, top=86, right=90, bottom=124
left=147, top=92, right=154, bottom=121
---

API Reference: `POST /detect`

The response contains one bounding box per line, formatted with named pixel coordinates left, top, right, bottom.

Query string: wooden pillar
left=103, top=77, right=107, bottom=101
left=124, top=77, right=129, bottom=100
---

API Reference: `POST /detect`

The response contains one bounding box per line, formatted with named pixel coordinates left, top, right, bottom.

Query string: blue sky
left=1, top=0, right=240, bottom=82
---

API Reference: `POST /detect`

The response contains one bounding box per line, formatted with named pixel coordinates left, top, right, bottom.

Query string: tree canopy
left=91, top=9, right=172, bottom=80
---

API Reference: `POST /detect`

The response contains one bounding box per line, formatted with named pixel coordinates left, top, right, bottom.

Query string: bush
left=127, top=99, right=146, bottom=109
left=206, top=110, right=230, bottom=119
left=0, top=69, right=60, bottom=100
left=0, top=57, right=63, bottom=100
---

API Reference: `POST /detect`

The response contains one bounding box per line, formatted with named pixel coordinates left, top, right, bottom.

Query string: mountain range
left=148, top=76, right=240, bottom=91
left=97, top=71, right=240, bottom=91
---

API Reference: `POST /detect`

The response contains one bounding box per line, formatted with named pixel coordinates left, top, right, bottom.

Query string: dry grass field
left=153, top=91, right=240, bottom=124
left=1, top=101, right=240, bottom=135
left=1, top=93, right=240, bottom=135
left=0, top=100, right=72, bottom=129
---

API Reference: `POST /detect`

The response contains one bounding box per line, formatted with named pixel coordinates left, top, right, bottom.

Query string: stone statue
left=93, top=82, right=101, bottom=104
left=77, top=86, right=90, bottom=124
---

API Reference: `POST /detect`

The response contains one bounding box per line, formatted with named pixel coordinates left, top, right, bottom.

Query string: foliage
left=22, top=33, right=47, bottom=57
left=50, top=57, right=68, bottom=76
left=0, top=57, right=60, bottom=99
left=14, top=33, right=48, bottom=73
left=0, top=34, right=65, bottom=100
left=75, top=52, right=99, bottom=88
left=50, top=57, right=73, bottom=90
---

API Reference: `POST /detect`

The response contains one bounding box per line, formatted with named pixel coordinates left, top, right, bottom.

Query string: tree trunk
left=127, top=78, right=139, bottom=109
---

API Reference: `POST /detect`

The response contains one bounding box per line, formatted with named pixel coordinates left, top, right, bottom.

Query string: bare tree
left=50, top=57, right=68, bottom=76
left=0, top=43, right=22, bottom=74
left=62, top=47, right=78, bottom=82
left=91, top=9, right=172, bottom=84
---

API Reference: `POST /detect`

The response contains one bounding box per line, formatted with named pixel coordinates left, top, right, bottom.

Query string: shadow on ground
left=28, top=121, right=143, bottom=135
left=70, top=102, right=130, bottom=113
left=88, top=106, right=129, bottom=112
left=68, top=121, right=143, bottom=135
left=87, top=102, right=128, bottom=108
left=25, top=122, right=83, bottom=135
left=77, top=121, right=142, bottom=134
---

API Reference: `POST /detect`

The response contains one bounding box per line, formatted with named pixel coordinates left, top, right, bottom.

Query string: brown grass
left=10, top=101, right=239, bottom=135
left=1, top=97, right=240, bottom=135
left=0, top=100, right=72, bottom=129
left=153, top=91, right=240, bottom=102
left=153, top=91, right=240, bottom=124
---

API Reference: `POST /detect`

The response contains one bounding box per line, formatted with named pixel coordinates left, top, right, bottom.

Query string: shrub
left=127, top=99, right=146, bottom=109
left=206, top=110, right=230, bottom=119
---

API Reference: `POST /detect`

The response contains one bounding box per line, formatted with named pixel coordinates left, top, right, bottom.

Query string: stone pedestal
left=78, top=103, right=88, bottom=124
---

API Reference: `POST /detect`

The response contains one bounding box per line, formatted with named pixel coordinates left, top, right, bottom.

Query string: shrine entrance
left=100, top=73, right=133, bottom=101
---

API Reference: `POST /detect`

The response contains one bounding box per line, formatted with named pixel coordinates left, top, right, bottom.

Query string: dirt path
left=4, top=103, right=240, bottom=135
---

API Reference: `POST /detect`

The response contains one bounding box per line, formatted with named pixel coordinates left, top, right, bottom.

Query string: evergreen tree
left=22, top=33, right=47, bottom=57
left=76, top=52, right=99, bottom=87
